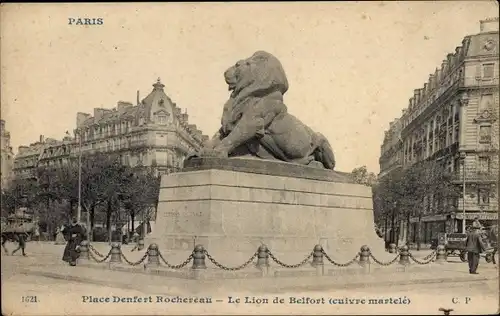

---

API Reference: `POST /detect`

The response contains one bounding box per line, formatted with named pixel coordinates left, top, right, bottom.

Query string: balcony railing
left=451, top=172, right=498, bottom=183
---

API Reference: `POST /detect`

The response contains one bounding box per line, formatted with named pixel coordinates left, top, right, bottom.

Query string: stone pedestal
left=146, top=157, right=385, bottom=267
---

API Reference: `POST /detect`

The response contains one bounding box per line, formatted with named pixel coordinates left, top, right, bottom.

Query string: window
left=479, top=125, right=491, bottom=143
left=478, top=157, right=491, bottom=174
left=454, top=126, right=459, bottom=143
left=479, top=94, right=493, bottom=111
left=477, top=188, right=490, bottom=205
left=482, top=63, right=494, bottom=79
left=157, top=115, right=167, bottom=125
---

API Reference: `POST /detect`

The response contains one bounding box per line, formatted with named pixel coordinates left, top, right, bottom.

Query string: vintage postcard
left=1, top=1, right=499, bottom=315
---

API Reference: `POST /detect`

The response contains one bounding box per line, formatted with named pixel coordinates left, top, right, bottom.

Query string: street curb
left=19, top=267, right=498, bottom=295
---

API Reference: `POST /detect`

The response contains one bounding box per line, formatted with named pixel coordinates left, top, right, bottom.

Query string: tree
left=351, top=166, right=378, bottom=187
left=118, top=166, right=160, bottom=238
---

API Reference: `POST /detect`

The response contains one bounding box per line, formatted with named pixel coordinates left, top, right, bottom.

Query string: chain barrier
left=421, top=250, right=437, bottom=261
left=88, top=244, right=106, bottom=258
left=267, top=251, right=313, bottom=268
left=121, top=252, right=148, bottom=266
left=409, top=252, right=436, bottom=265
left=89, top=248, right=112, bottom=263
left=369, top=252, right=400, bottom=266
left=321, top=249, right=360, bottom=267
left=158, top=251, right=193, bottom=269
left=204, top=250, right=259, bottom=271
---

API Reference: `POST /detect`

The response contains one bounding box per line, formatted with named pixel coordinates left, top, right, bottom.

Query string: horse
left=483, top=225, right=498, bottom=264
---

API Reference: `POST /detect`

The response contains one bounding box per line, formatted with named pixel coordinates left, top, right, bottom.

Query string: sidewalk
left=13, top=253, right=498, bottom=295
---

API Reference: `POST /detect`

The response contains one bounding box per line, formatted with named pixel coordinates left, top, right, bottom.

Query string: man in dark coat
left=62, top=217, right=86, bottom=266
left=11, top=232, right=28, bottom=256
left=465, top=221, right=486, bottom=274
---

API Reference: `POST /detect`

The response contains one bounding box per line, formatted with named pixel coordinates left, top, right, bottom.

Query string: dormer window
left=158, top=115, right=167, bottom=125
left=159, top=99, right=165, bottom=107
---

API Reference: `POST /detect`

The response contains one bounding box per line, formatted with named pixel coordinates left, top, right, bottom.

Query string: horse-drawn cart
left=439, top=233, right=468, bottom=262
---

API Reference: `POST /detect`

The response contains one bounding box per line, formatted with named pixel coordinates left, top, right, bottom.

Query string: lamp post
left=77, top=130, right=82, bottom=223
left=458, top=92, right=469, bottom=233
left=460, top=151, right=466, bottom=233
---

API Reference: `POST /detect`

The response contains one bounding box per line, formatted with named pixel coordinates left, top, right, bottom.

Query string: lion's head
left=224, top=51, right=289, bottom=101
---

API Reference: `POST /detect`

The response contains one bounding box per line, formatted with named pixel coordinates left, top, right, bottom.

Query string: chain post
left=137, top=239, right=145, bottom=251
left=311, top=244, right=324, bottom=266
left=256, top=245, right=270, bottom=270
left=399, top=245, right=410, bottom=265
left=311, top=244, right=324, bottom=276
left=359, top=245, right=370, bottom=267
left=79, top=240, right=90, bottom=261
left=147, top=243, right=160, bottom=267
left=435, top=245, right=447, bottom=264
left=109, top=243, right=122, bottom=263
left=388, top=243, right=397, bottom=254
left=191, top=245, right=207, bottom=270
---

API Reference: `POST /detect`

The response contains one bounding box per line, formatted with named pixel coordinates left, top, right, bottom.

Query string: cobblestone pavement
left=2, top=242, right=498, bottom=315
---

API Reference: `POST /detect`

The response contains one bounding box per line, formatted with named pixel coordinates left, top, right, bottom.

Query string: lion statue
left=189, top=50, right=336, bottom=170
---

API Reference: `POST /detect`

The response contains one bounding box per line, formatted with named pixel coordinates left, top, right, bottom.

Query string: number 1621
left=22, top=296, right=38, bottom=303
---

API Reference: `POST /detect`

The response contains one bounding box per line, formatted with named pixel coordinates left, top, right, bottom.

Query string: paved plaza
left=1, top=242, right=498, bottom=315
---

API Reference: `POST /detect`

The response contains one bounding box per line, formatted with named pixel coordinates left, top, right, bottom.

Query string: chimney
left=480, top=17, right=499, bottom=33
left=94, top=108, right=105, bottom=121
left=181, top=113, right=189, bottom=122
left=117, top=101, right=133, bottom=112
left=39, top=135, right=44, bottom=143
left=429, top=74, right=434, bottom=89
left=0, top=119, right=5, bottom=132
left=423, top=83, right=428, bottom=95
left=136, top=91, right=140, bottom=105
left=77, top=112, right=91, bottom=128
left=441, top=60, right=448, bottom=72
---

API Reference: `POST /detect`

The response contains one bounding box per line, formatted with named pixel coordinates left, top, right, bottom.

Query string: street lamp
left=76, top=130, right=82, bottom=223
left=74, top=129, right=88, bottom=240
left=460, top=151, right=466, bottom=233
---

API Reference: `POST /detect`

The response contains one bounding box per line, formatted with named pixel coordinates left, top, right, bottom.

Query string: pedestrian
left=11, top=232, right=28, bottom=256
left=1, top=233, right=13, bottom=254
left=465, top=221, right=486, bottom=274
left=62, top=217, right=86, bottom=266
left=130, top=231, right=140, bottom=252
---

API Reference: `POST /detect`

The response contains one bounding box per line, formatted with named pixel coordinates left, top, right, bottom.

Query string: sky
left=1, top=1, right=498, bottom=173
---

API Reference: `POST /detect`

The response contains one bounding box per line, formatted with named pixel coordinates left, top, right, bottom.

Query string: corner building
left=13, top=78, right=208, bottom=178
left=380, top=18, right=499, bottom=244
left=1, top=120, right=15, bottom=190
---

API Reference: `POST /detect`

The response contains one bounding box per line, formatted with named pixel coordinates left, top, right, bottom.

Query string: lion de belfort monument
left=146, top=51, right=384, bottom=265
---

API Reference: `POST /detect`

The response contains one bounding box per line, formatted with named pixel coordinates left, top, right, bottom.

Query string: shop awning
left=455, top=212, right=498, bottom=221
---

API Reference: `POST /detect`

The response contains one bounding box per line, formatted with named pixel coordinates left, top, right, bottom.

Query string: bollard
left=191, top=244, right=207, bottom=270
left=311, top=244, right=324, bottom=276
left=388, top=243, right=397, bottom=254
left=137, top=239, right=145, bottom=251
left=399, top=245, right=410, bottom=265
left=79, top=240, right=89, bottom=261
left=359, top=245, right=370, bottom=267
left=109, top=243, right=122, bottom=263
left=435, top=245, right=447, bottom=264
left=311, top=245, right=324, bottom=267
left=147, top=243, right=160, bottom=267
left=256, top=245, right=270, bottom=269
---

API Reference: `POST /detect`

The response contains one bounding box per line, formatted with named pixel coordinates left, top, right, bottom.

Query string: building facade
left=13, top=78, right=208, bottom=178
left=379, top=118, right=403, bottom=180
left=1, top=120, right=15, bottom=190
left=379, top=18, right=499, bottom=245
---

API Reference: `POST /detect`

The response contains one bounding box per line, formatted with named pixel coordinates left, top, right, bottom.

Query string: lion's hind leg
left=314, top=136, right=336, bottom=170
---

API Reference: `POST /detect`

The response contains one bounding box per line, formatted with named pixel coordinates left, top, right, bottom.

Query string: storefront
left=454, top=212, right=498, bottom=232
